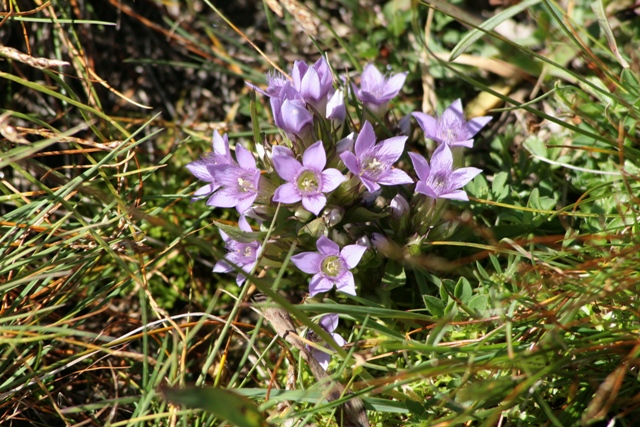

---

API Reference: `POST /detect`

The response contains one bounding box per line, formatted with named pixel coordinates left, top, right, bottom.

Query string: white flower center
left=362, top=157, right=385, bottom=177
left=321, top=256, right=343, bottom=277
left=296, top=169, right=320, bottom=194
left=237, top=176, right=255, bottom=193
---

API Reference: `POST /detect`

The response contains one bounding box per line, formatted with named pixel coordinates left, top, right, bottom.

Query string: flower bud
left=390, top=194, right=409, bottom=219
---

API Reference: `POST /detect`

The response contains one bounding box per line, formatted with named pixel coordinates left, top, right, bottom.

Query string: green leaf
left=467, top=294, right=489, bottom=313
left=213, top=221, right=267, bottom=243
left=454, top=277, right=473, bottom=304
left=162, top=386, right=269, bottom=427
left=491, top=171, right=509, bottom=201
left=450, top=0, right=542, bottom=61
left=423, top=295, right=445, bottom=317
left=439, top=279, right=456, bottom=302
left=381, top=261, right=406, bottom=292
left=298, top=217, right=327, bottom=238
left=346, top=206, right=389, bottom=223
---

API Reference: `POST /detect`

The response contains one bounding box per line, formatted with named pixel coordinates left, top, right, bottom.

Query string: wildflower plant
left=185, top=56, right=492, bottom=368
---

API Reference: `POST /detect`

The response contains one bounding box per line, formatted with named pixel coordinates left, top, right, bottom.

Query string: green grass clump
left=1, top=1, right=640, bottom=426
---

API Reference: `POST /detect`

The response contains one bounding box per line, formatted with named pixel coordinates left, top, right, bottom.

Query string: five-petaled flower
left=186, top=130, right=235, bottom=204
left=207, top=144, right=261, bottom=214
left=307, top=313, right=346, bottom=370
left=340, top=121, right=413, bottom=193
left=291, top=235, right=366, bottom=296
left=272, top=141, right=346, bottom=215
left=413, top=99, right=492, bottom=148
left=408, top=143, right=482, bottom=201
left=353, top=64, right=407, bottom=118
left=213, top=216, right=261, bottom=286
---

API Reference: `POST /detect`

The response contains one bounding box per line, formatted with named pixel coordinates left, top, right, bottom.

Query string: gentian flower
left=413, top=99, right=492, bottom=148
left=408, top=143, right=482, bottom=201
left=325, top=89, right=346, bottom=122
left=270, top=85, right=313, bottom=141
left=186, top=130, right=235, bottom=203
left=291, top=235, right=366, bottom=296
left=307, top=313, right=346, bottom=370
left=340, top=121, right=413, bottom=193
left=291, top=58, right=334, bottom=112
left=272, top=141, right=346, bottom=215
left=353, top=64, right=408, bottom=118
left=213, top=216, right=261, bottom=286
left=207, top=144, right=261, bottom=214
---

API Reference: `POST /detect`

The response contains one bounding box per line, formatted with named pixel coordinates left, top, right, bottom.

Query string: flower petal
left=302, top=141, right=327, bottom=171
left=186, top=159, right=214, bottom=182
left=193, top=183, right=216, bottom=197
left=238, top=215, right=252, bottom=232
left=465, top=116, right=492, bottom=138
left=235, top=144, right=256, bottom=170
left=309, top=275, right=335, bottom=296
left=273, top=182, right=302, bottom=204
left=413, top=112, right=438, bottom=140
left=381, top=71, right=407, bottom=99
left=319, top=313, right=339, bottom=333
left=377, top=168, right=413, bottom=186
left=341, top=244, right=367, bottom=269
left=335, top=132, right=355, bottom=154
left=331, top=332, right=346, bottom=347
left=360, top=177, right=379, bottom=193
left=281, top=99, right=313, bottom=134
left=291, top=252, right=323, bottom=274
left=213, top=259, right=233, bottom=273
left=340, top=151, right=360, bottom=175
left=416, top=181, right=437, bottom=198
left=408, top=152, right=430, bottom=181
left=360, top=64, right=384, bottom=91
left=450, top=167, right=483, bottom=189
left=321, top=168, right=346, bottom=193
left=212, top=130, right=230, bottom=157
left=300, top=66, right=321, bottom=102
left=326, top=89, right=345, bottom=121
left=429, top=143, right=453, bottom=177
left=441, top=189, right=469, bottom=201
left=335, top=271, right=356, bottom=295
left=271, top=145, right=295, bottom=159
left=316, top=235, right=340, bottom=256
left=371, top=135, right=407, bottom=164
left=311, top=348, right=331, bottom=370
left=207, top=188, right=240, bottom=208
left=273, top=154, right=302, bottom=181
left=302, top=193, right=327, bottom=215
left=236, top=194, right=257, bottom=214
left=354, top=121, right=376, bottom=157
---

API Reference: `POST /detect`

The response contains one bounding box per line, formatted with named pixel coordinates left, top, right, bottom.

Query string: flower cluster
left=185, top=57, right=491, bottom=368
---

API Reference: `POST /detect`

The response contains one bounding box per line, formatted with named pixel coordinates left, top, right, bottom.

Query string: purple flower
left=326, top=89, right=346, bottom=122
left=291, top=58, right=334, bottom=112
left=207, top=144, right=261, bottom=214
left=213, top=216, right=261, bottom=286
left=412, top=99, right=492, bottom=148
left=353, top=64, right=407, bottom=117
left=186, top=130, right=235, bottom=202
left=291, top=235, right=366, bottom=296
left=408, top=143, right=482, bottom=201
left=272, top=141, right=346, bottom=215
left=270, top=85, right=313, bottom=140
left=307, top=313, right=346, bottom=370
left=340, top=121, right=413, bottom=193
